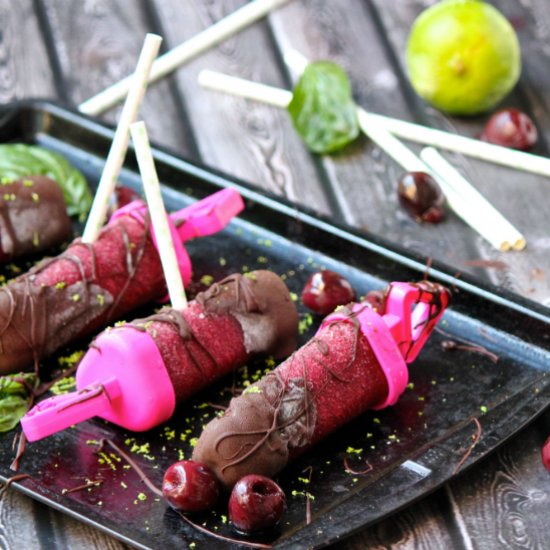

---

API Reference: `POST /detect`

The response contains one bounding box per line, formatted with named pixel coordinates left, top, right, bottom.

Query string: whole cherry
left=107, top=185, right=141, bottom=217
left=542, top=436, right=550, bottom=472
left=301, top=270, right=356, bottom=315
left=363, top=289, right=386, bottom=313
left=481, top=108, right=538, bottom=151
left=162, top=460, right=220, bottom=512
left=228, top=475, right=286, bottom=533
left=397, top=172, right=445, bottom=224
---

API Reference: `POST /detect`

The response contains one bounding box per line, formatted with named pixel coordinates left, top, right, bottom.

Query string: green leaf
left=0, top=373, right=38, bottom=432
left=288, top=61, right=360, bottom=154
left=0, top=144, right=93, bottom=219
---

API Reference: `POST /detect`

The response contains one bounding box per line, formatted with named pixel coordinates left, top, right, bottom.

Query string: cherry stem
left=343, top=456, right=373, bottom=476
left=0, top=473, right=30, bottom=497
left=62, top=479, right=103, bottom=495
left=453, top=417, right=482, bottom=475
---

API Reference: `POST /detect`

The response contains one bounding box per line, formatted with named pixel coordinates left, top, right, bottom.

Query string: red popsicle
left=22, top=270, right=299, bottom=440
left=192, top=281, right=450, bottom=488
left=0, top=189, right=243, bottom=375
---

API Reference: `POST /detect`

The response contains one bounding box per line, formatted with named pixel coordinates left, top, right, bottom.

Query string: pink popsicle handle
left=383, top=281, right=449, bottom=363
left=320, top=281, right=449, bottom=409
left=21, top=377, right=122, bottom=442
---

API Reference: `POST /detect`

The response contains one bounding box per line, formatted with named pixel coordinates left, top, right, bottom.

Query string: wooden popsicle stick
left=82, top=33, right=162, bottom=244
left=130, top=121, right=187, bottom=310
left=79, top=0, right=293, bottom=116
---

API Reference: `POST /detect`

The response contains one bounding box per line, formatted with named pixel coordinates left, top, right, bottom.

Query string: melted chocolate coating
left=125, top=271, right=299, bottom=404
left=193, top=307, right=389, bottom=488
left=0, top=215, right=163, bottom=375
left=0, top=176, right=72, bottom=261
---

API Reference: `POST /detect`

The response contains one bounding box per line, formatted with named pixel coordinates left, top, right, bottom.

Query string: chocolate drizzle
left=194, top=282, right=449, bottom=488
left=193, top=306, right=378, bottom=488
left=121, top=271, right=299, bottom=403
left=0, top=214, right=155, bottom=375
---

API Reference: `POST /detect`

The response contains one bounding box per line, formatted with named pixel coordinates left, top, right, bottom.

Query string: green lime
left=406, top=0, right=521, bottom=115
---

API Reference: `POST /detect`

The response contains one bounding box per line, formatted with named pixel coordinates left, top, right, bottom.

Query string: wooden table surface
left=1, top=0, right=550, bottom=548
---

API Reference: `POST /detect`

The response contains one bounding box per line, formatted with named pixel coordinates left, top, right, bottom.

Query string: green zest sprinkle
left=137, top=492, right=147, bottom=501
left=31, top=192, right=39, bottom=203
left=71, top=293, right=81, bottom=302
left=96, top=294, right=105, bottom=306
left=32, top=232, right=40, bottom=247
left=243, top=385, right=262, bottom=395
left=346, top=447, right=363, bottom=455
left=55, top=281, right=67, bottom=289
left=219, top=257, right=227, bottom=266
left=22, top=179, right=34, bottom=187
left=200, top=274, right=214, bottom=286
left=189, top=437, right=198, bottom=448
left=49, top=376, right=76, bottom=395
left=480, top=405, right=488, bottom=413
left=58, top=350, right=84, bottom=367
left=290, top=292, right=298, bottom=302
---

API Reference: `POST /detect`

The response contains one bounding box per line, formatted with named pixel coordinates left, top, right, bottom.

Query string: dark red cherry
left=162, top=460, right=220, bottom=512
left=397, top=172, right=445, bottom=224
left=228, top=475, right=285, bottom=533
left=481, top=108, right=538, bottom=151
left=302, top=270, right=356, bottom=315
left=107, top=185, right=141, bottom=217
left=542, top=437, right=550, bottom=472
left=363, top=289, right=386, bottom=313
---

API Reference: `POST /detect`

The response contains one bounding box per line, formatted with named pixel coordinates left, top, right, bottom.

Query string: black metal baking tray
left=1, top=101, right=550, bottom=550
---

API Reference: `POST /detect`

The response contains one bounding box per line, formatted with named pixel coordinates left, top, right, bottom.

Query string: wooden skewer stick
left=130, top=121, right=187, bottom=310
left=282, top=48, right=550, bottom=178
left=198, top=67, right=526, bottom=251
left=78, top=0, right=293, bottom=116
left=82, top=33, right=162, bottom=244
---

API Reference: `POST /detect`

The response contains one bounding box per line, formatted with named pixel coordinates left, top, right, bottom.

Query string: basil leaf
left=0, top=144, right=93, bottom=219
left=0, top=373, right=37, bottom=432
left=288, top=61, right=360, bottom=154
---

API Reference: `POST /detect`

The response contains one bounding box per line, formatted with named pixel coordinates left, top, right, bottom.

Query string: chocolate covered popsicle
left=0, top=188, right=243, bottom=375
left=0, top=176, right=72, bottom=262
left=193, top=281, right=450, bottom=488
left=21, top=270, right=299, bottom=441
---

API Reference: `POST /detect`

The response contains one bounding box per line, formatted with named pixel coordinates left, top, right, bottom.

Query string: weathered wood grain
left=0, top=0, right=57, bottom=102
left=38, top=0, right=195, bottom=157
left=340, top=493, right=458, bottom=549
left=150, top=0, right=333, bottom=215
left=448, top=414, right=550, bottom=550
left=369, top=0, right=550, bottom=304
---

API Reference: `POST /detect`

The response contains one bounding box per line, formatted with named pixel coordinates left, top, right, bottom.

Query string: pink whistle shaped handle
left=320, top=281, right=449, bottom=409
left=21, top=327, right=176, bottom=442
left=383, top=281, right=450, bottom=363
left=109, top=188, right=244, bottom=285
left=21, top=377, right=122, bottom=442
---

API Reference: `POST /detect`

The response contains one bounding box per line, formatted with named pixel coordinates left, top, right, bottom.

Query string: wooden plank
left=268, top=0, right=494, bottom=287
left=0, top=488, right=41, bottom=549
left=0, top=0, right=57, bottom=101
left=340, top=495, right=458, bottom=549
left=38, top=0, right=196, bottom=157
left=447, top=419, right=549, bottom=549
left=369, top=0, right=550, bottom=303
left=150, top=0, right=333, bottom=215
